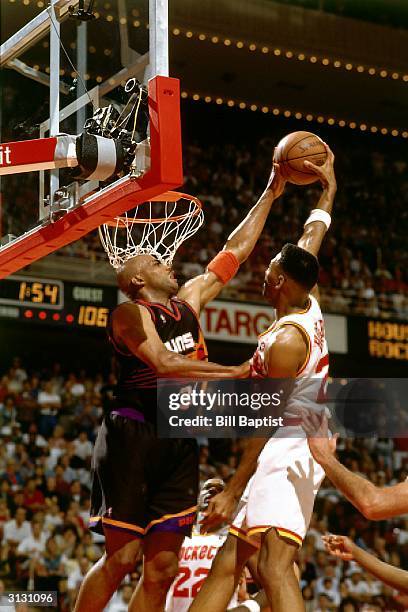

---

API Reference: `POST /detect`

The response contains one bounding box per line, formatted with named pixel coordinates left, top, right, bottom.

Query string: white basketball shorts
left=230, top=432, right=325, bottom=547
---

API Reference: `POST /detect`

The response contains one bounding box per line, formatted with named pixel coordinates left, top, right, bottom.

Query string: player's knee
left=108, top=542, right=141, bottom=575
left=257, top=534, right=294, bottom=585
left=144, top=551, right=179, bottom=590
left=257, top=553, right=286, bottom=587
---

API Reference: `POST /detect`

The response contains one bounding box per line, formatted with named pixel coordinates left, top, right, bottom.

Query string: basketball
left=274, top=131, right=328, bottom=185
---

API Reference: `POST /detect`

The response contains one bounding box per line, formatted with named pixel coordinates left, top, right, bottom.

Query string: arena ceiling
left=1, top=0, right=407, bottom=133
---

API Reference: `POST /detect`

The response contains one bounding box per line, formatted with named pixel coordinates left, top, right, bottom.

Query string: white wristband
left=239, top=601, right=261, bottom=612
left=304, top=208, right=331, bottom=230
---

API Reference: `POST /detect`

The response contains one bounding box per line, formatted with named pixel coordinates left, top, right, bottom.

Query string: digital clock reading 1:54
left=0, top=276, right=63, bottom=309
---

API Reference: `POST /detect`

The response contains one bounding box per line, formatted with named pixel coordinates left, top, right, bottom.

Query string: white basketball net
left=98, top=191, right=204, bottom=269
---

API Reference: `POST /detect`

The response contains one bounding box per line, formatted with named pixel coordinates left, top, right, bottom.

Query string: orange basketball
left=273, top=131, right=327, bottom=185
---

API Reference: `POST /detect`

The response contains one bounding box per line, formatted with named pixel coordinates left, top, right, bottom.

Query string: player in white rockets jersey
left=167, top=479, right=269, bottom=612
left=190, top=145, right=336, bottom=612
left=166, top=478, right=240, bottom=612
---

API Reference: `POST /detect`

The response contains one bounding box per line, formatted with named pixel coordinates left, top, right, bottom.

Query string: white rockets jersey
left=166, top=531, right=239, bottom=612
left=251, top=295, right=329, bottom=418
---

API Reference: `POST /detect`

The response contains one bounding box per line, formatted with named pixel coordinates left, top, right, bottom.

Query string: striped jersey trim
left=145, top=505, right=197, bottom=533
left=229, top=525, right=260, bottom=549
left=89, top=505, right=197, bottom=537
left=294, top=298, right=312, bottom=315
left=89, top=516, right=144, bottom=535
left=258, top=321, right=277, bottom=338
left=246, top=525, right=303, bottom=547
left=277, top=321, right=311, bottom=376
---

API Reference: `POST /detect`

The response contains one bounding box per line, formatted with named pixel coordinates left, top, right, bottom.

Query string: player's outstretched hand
left=267, top=161, right=286, bottom=199
left=300, top=410, right=338, bottom=465
left=304, top=144, right=337, bottom=192
left=200, top=490, right=237, bottom=534
left=323, top=534, right=356, bottom=561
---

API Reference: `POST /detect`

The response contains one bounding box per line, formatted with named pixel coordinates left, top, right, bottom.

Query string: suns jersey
left=108, top=297, right=208, bottom=416
left=251, top=295, right=329, bottom=418
left=166, top=531, right=239, bottom=612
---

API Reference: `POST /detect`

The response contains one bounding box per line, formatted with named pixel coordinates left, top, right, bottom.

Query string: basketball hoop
left=98, top=191, right=204, bottom=269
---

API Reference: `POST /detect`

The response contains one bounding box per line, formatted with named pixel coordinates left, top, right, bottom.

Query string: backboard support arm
left=0, top=76, right=183, bottom=279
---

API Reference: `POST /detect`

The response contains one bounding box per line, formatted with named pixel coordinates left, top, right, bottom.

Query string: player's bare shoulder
left=274, top=325, right=308, bottom=358
left=111, top=301, right=152, bottom=342
left=264, top=325, right=308, bottom=377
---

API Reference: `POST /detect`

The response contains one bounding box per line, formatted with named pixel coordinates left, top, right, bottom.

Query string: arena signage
left=200, top=300, right=348, bottom=353
left=346, top=317, right=408, bottom=365
left=367, top=320, right=408, bottom=361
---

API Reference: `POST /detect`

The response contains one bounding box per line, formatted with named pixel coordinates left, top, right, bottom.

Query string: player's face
left=198, top=478, right=225, bottom=510
left=132, top=255, right=178, bottom=294
left=263, top=253, right=284, bottom=306
left=148, top=257, right=179, bottom=294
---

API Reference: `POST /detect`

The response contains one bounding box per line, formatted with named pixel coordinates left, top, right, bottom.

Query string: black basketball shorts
left=89, top=409, right=198, bottom=538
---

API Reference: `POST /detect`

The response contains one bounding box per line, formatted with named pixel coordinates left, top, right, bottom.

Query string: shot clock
left=0, top=275, right=117, bottom=329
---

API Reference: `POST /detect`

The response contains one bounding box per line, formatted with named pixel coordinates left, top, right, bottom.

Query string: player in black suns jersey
left=74, top=165, right=287, bottom=612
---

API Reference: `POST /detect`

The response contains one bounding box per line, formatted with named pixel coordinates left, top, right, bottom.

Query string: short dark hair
left=279, top=243, right=319, bottom=290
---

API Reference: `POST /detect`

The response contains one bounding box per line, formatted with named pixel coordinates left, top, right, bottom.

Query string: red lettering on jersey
left=314, top=320, right=325, bottom=351
left=178, top=514, right=194, bottom=527
left=199, top=545, right=207, bottom=560
left=316, top=354, right=329, bottom=374
left=191, top=568, right=210, bottom=597
left=184, top=547, right=192, bottom=561
left=191, top=546, right=198, bottom=561
left=172, top=566, right=190, bottom=597
left=208, top=545, right=217, bottom=560
left=179, top=546, right=186, bottom=560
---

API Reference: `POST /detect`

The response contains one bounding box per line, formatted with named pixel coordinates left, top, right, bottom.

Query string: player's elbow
left=155, top=358, right=172, bottom=377
left=359, top=488, right=385, bottom=520
left=154, top=351, right=178, bottom=377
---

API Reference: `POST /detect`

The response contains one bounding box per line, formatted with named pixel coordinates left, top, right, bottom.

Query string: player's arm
left=112, top=302, right=249, bottom=379
left=302, top=412, right=408, bottom=520
left=178, top=164, right=286, bottom=314
left=201, top=327, right=306, bottom=531
left=324, top=534, right=408, bottom=593
left=297, top=145, right=336, bottom=258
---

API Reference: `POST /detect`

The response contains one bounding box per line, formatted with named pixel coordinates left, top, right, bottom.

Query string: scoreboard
left=0, top=275, right=118, bottom=329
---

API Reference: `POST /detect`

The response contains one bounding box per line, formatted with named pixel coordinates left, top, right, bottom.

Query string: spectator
left=37, top=382, right=61, bottom=438
left=22, top=478, right=45, bottom=514
left=345, top=568, right=371, bottom=602
left=0, top=396, right=17, bottom=431
left=3, top=508, right=31, bottom=547
left=43, top=501, right=63, bottom=534
left=34, top=536, right=66, bottom=592
left=71, top=431, right=93, bottom=467
left=16, top=519, right=47, bottom=560
left=105, top=584, right=134, bottom=612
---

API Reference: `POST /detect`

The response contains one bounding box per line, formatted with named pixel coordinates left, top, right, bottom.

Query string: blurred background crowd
left=1, top=357, right=408, bottom=611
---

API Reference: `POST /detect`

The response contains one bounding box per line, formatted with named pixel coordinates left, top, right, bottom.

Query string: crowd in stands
left=2, top=356, right=408, bottom=610
left=1, top=79, right=407, bottom=320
